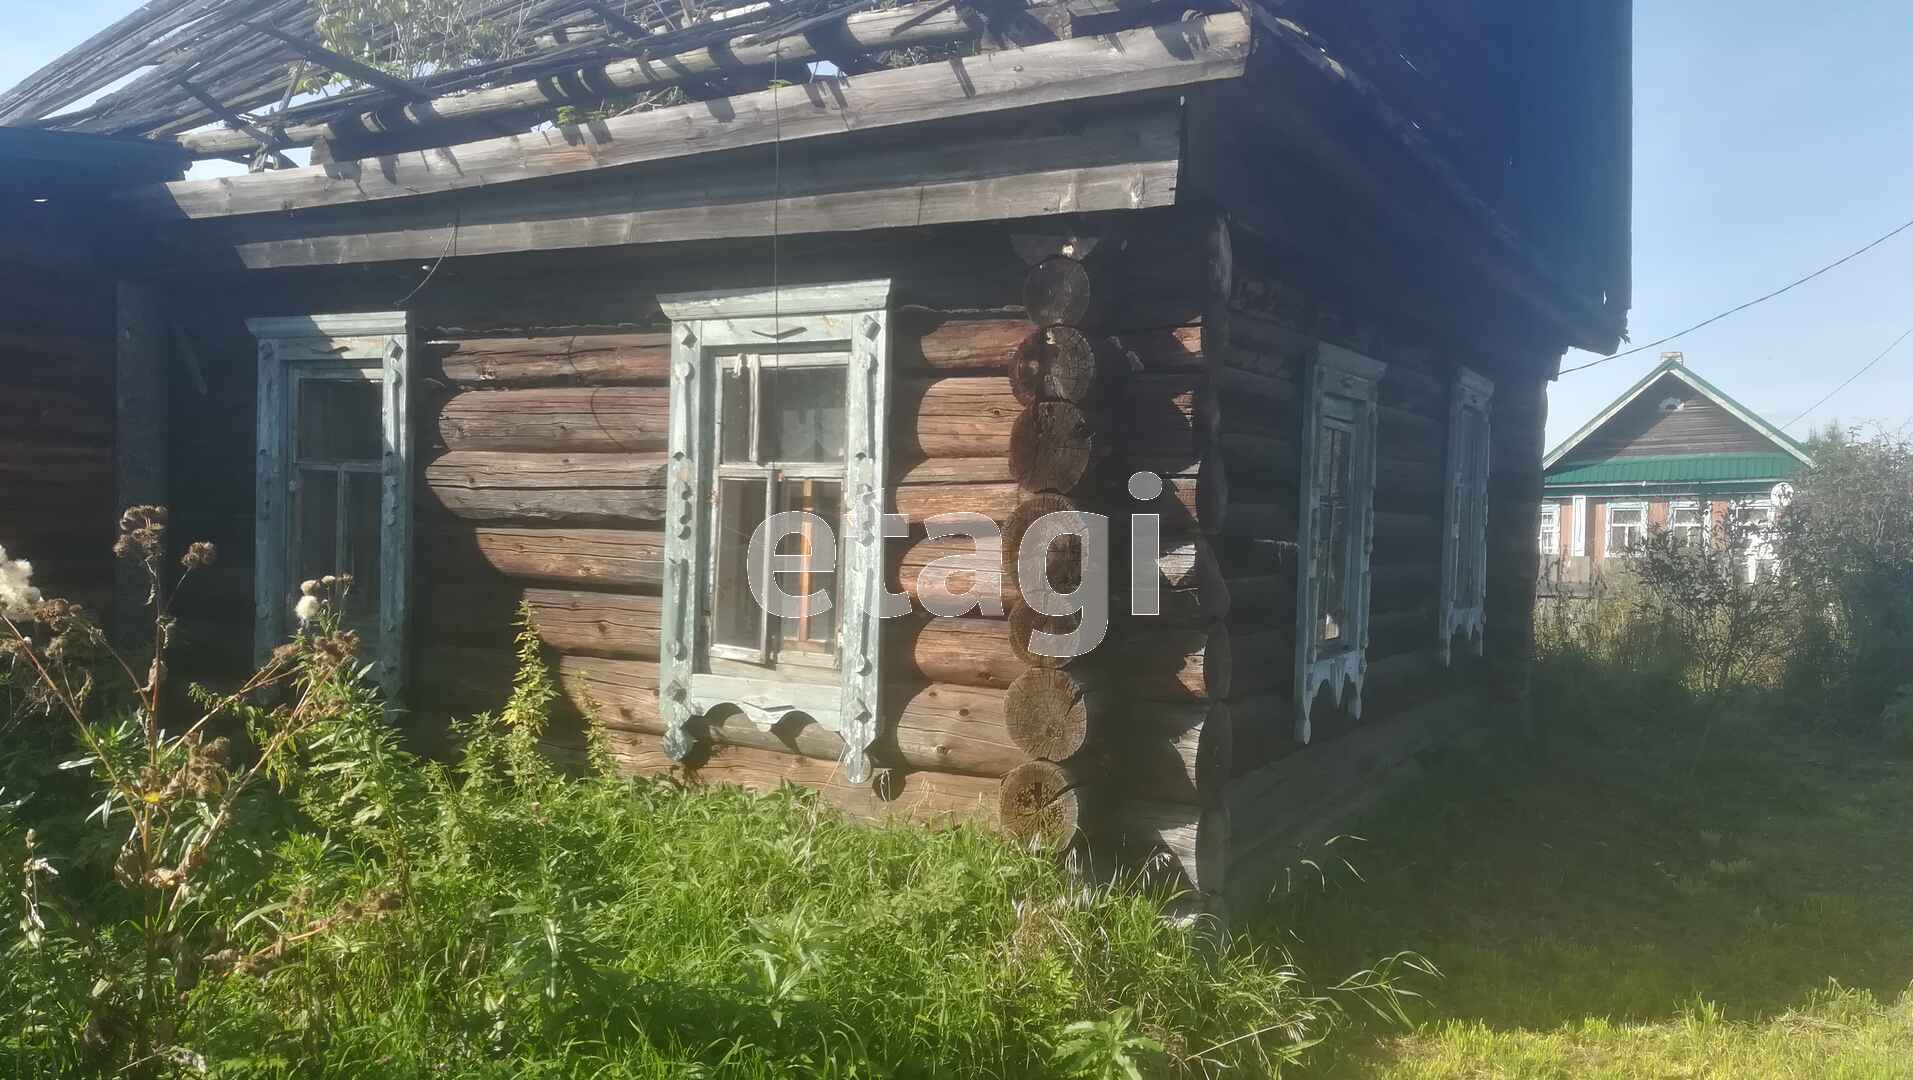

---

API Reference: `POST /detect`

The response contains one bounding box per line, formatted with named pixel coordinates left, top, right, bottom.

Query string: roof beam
left=148, top=103, right=1184, bottom=269
left=237, top=20, right=429, bottom=101
left=129, top=12, right=1247, bottom=223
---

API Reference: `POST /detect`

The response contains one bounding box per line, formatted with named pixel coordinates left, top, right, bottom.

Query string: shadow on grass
left=1240, top=705, right=1913, bottom=1065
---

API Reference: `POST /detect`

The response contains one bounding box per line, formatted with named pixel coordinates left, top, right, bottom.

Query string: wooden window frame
left=656, top=281, right=893, bottom=785
left=1538, top=503, right=1560, bottom=556
left=1669, top=498, right=1706, bottom=549
left=1605, top=501, right=1647, bottom=558
left=1293, top=341, right=1386, bottom=744
left=1735, top=499, right=1778, bottom=582
left=1571, top=494, right=1588, bottom=557
left=1438, top=367, right=1493, bottom=666
left=248, top=312, right=413, bottom=699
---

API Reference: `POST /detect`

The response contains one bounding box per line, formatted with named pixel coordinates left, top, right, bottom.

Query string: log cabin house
left=1541, top=352, right=1810, bottom=591
left=2, top=0, right=1632, bottom=903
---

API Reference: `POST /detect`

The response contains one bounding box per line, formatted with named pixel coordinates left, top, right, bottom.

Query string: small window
left=657, top=282, right=893, bottom=785
left=249, top=313, right=413, bottom=698
left=1736, top=501, right=1778, bottom=582
left=708, top=353, right=850, bottom=672
left=1606, top=503, right=1647, bottom=556
left=1538, top=503, right=1560, bottom=555
left=1439, top=368, right=1493, bottom=665
left=1669, top=501, right=1706, bottom=549
left=1293, top=342, right=1386, bottom=743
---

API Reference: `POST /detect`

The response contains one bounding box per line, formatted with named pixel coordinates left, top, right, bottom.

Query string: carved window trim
left=655, top=281, right=893, bottom=784
left=1571, top=494, right=1588, bottom=557
left=1292, top=342, right=1386, bottom=744
left=1438, top=367, right=1493, bottom=666
left=248, top=312, right=414, bottom=700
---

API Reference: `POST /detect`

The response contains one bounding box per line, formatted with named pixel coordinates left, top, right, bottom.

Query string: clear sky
left=6, top=2, right=1911, bottom=448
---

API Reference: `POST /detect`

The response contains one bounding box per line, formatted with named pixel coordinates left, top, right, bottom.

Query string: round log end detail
left=1010, top=400, right=1100, bottom=494
left=1005, top=668, right=1099, bottom=760
left=1008, top=599, right=1083, bottom=670
left=1023, top=256, right=1100, bottom=329
left=1010, top=326, right=1111, bottom=406
left=999, top=759, right=1091, bottom=852
left=1003, top=492, right=1084, bottom=590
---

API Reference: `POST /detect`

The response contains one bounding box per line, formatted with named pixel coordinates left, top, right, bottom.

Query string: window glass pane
left=774, top=479, right=841, bottom=662
left=294, top=467, right=339, bottom=587
left=712, top=477, right=768, bottom=652
left=343, top=471, right=382, bottom=632
left=720, top=357, right=753, bottom=464
left=761, top=364, right=846, bottom=463
left=296, top=378, right=381, bottom=461
left=1315, top=423, right=1351, bottom=647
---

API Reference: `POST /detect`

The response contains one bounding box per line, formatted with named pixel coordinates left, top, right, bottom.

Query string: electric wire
left=1558, top=215, right=1913, bottom=377
left=1782, top=320, right=1913, bottom=429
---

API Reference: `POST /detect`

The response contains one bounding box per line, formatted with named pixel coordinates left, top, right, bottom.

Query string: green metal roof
left=1544, top=452, right=1803, bottom=490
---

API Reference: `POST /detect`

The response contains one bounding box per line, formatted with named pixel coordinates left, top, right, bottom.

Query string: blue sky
left=6, top=2, right=1910, bottom=448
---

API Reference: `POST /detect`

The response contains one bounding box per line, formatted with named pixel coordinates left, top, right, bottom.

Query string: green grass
left=1260, top=693, right=1913, bottom=1078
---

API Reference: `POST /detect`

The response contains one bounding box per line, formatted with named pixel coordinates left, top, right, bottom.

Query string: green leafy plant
left=1049, top=1007, right=1165, bottom=1080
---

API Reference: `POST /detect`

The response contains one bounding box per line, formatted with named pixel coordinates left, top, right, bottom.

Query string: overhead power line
left=1559, top=214, right=1913, bottom=377
left=1783, top=320, right=1913, bottom=430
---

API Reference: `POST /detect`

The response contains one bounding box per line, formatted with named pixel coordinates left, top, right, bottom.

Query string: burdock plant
left=0, top=508, right=371, bottom=1075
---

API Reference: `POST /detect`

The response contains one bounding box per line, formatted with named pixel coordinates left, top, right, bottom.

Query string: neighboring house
left=0, top=0, right=1631, bottom=904
left=1540, top=353, right=1810, bottom=589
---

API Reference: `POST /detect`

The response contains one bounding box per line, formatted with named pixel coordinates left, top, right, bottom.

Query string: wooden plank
left=432, top=524, right=666, bottom=589
left=139, top=14, right=1249, bottom=219
left=176, top=116, right=1186, bottom=269
left=424, top=332, right=671, bottom=387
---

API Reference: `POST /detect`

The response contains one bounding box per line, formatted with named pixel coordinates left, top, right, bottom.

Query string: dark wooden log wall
left=0, top=261, right=118, bottom=615
left=148, top=210, right=1556, bottom=896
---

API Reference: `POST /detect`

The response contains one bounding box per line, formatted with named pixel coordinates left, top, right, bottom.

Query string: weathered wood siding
left=1555, top=372, right=1778, bottom=463
left=0, top=261, right=118, bottom=613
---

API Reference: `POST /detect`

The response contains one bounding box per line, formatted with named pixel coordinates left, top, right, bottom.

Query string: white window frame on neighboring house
left=1438, top=367, right=1493, bottom=666
left=1293, top=341, right=1386, bottom=744
left=1669, top=499, right=1706, bottom=550
left=656, top=281, right=893, bottom=785
left=248, top=312, right=414, bottom=700
left=1736, top=500, right=1779, bottom=583
left=1605, top=501, right=1647, bottom=557
left=1538, top=503, right=1560, bottom=556
left=1571, top=494, right=1588, bottom=557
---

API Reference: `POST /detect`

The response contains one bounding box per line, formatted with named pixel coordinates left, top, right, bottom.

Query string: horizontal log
left=890, top=536, right=1018, bottom=614
left=1123, top=372, right=1209, bottom=459
left=888, top=616, right=1025, bottom=690
left=1111, top=324, right=1205, bottom=373
left=1109, top=799, right=1228, bottom=894
left=583, top=735, right=1001, bottom=826
left=420, top=646, right=1023, bottom=777
left=430, top=524, right=665, bottom=589
left=424, top=450, right=666, bottom=525
left=1216, top=431, right=1300, bottom=485
left=423, top=584, right=661, bottom=660
left=424, top=332, right=671, bottom=387
left=1121, top=622, right=1232, bottom=701
left=895, top=313, right=1030, bottom=373
left=896, top=376, right=1020, bottom=459
left=437, top=386, right=670, bottom=453
left=1120, top=701, right=1232, bottom=807
left=1225, top=626, right=1294, bottom=696
left=892, top=479, right=1020, bottom=529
